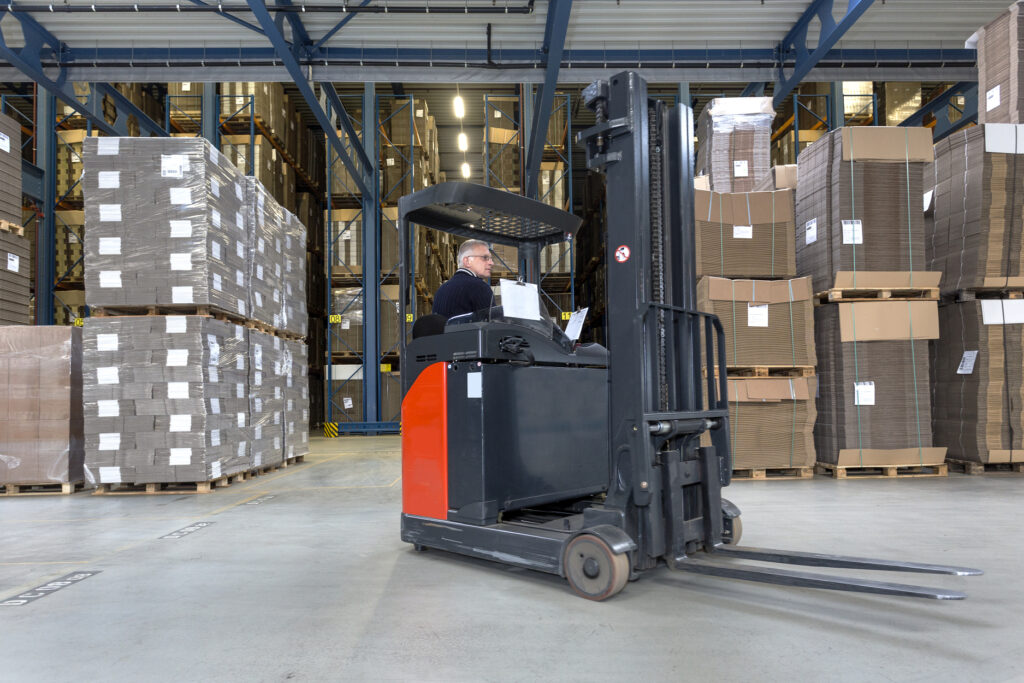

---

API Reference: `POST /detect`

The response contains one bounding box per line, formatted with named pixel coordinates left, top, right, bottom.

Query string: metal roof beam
left=245, top=0, right=371, bottom=196
left=899, top=81, right=978, bottom=141
left=312, top=0, right=372, bottom=52
left=92, top=83, right=169, bottom=137
left=524, top=0, right=572, bottom=199
left=185, top=0, right=266, bottom=37
left=275, top=0, right=311, bottom=53
left=741, top=83, right=766, bottom=97
left=773, top=0, right=875, bottom=109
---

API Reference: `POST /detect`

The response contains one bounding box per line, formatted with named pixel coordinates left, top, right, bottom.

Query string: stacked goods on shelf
left=796, top=126, right=945, bottom=470
left=695, top=97, right=775, bottom=193
left=694, top=188, right=796, bottom=279
left=752, top=164, right=798, bottom=192
left=283, top=338, right=311, bottom=460
left=0, top=326, right=83, bottom=488
left=330, top=288, right=363, bottom=355
left=221, top=134, right=276, bottom=201
left=166, top=82, right=202, bottom=117
left=297, top=192, right=324, bottom=254
left=54, top=291, right=86, bottom=327
left=485, top=96, right=521, bottom=191
left=56, top=129, right=90, bottom=202
left=219, top=82, right=286, bottom=138
left=55, top=210, right=85, bottom=283
left=83, top=316, right=251, bottom=486
left=248, top=328, right=285, bottom=469
left=325, top=207, right=404, bottom=278
left=975, top=2, right=1024, bottom=124
left=246, top=177, right=287, bottom=329
left=281, top=210, right=308, bottom=338
left=329, top=363, right=363, bottom=422
left=83, top=136, right=249, bottom=316
left=0, top=224, right=31, bottom=325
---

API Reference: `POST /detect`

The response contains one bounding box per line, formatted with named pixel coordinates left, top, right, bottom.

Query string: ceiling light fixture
left=457, top=132, right=468, bottom=151
left=461, top=162, right=471, bottom=179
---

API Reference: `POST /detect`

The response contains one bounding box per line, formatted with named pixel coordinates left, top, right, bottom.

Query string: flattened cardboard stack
left=0, top=227, right=31, bottom=325
left=752, top=165, right=798, bottom=192
left=928, top=124, right=1024, bottom=293
left=247, top=178, right=286, bottom=329
left=0, top=326, right=83, bottom=486
left=694, top=189, right=796, bottom=279
left=283, top=338, right=311, bottom=460
left=932, top=300, right=1024, bottom=463
left=0, top=112, right=23, bottom=225
left=281, top=210, right=308, bottom=338
left=248, top=329, right=285, bottom=469
left=695, top=97, right=774, bottom=193
left=975, top=1, right=1024, bottom=124
left=82, top=316, right=251, bottom=486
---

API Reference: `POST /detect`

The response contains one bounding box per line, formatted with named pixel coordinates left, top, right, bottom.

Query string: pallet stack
left=0, top=222, right=30, bottom=325
left=796, top=126, right=947, bottom=479
left=695, top=97, right=775, bottom=193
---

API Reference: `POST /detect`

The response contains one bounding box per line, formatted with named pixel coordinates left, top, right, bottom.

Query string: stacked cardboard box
left=82, top=316, right=251, bottom=485
left=0, top=326, right=83, bottom=486
left=694, top=188, right=796, bottom=279
left=247, top=328, right=285, bottom=469
left=932, top=299, right=1024, bottom=464
left=219, top=82, right=286, bottom=139
left=928, top=124, right=1024, bottom=293
left=752, top=165, right=798, bottom=192
left=56, top=129, right=89, bottom=202
left=55, top=210, right=85, bottom=283
left=329, top=364, right=363, bottom=421
left=695, top=97, right=775, bottom=193
left=166, top=82, right=202, bottom=117
left=246, top=177, right=286, bottom=329
left=0, top=227, right=31, bottom=325
left=83, top=136, right=249, bottom=316
left=281, top=209, right=308, bottom=338
left=0, top=113, right=22, bottom=224
left=330, top=288, right=363, bottom=354
left=975, top=2, right=1024, bottom=124
left=326, top=207, right=402, bottom=276
left=283, top=338, right=311, bottom=461
left=796, top=127, right=934, bottom=293
left=221, top=134, right=277, bottom=198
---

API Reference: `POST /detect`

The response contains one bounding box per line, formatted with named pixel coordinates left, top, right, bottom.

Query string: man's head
left=458, top=239, right=493, bottom=279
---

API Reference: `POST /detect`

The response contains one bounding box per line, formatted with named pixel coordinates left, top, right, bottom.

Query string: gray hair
left=457, top=239, right=490, bottom=266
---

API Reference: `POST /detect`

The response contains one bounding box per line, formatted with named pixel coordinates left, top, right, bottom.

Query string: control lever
left=498, top=336, right=534, bottom=365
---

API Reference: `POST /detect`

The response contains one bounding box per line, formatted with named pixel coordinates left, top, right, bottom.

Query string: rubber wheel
left=563, top=534, right=630, bottom=601
left=723, top=515, right=743, bottom=545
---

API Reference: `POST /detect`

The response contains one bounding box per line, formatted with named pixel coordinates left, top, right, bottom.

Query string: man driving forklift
left=432, top=239, right=494, bottom=319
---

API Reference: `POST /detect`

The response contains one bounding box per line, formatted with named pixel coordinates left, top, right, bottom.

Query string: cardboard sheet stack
left=0, top=226, right=30, bottom=325
left=695, top=97, right=775, bottom=193
left=975, top=1, right=1024, bottom=125
left=796, top=127, right=945, bottom=468
left=694, top=188, right=796, bottom=279
left=0, top=326, right=83, bottom=487
left=284, top=339, right=311, bottom=461
left=248, top=328, right=285, bottom=469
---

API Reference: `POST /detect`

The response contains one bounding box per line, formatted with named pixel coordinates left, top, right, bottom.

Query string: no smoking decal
left=614, top=245, right=630, bottom=263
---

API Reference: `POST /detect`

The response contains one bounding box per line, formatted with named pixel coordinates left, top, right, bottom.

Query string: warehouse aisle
left=1, top=437, right=1022, bottom=682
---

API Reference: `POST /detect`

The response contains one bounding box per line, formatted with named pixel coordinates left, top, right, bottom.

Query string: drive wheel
left=563, top=534, right=630, bottom=601
left=723, top=514, right=742, bottom=545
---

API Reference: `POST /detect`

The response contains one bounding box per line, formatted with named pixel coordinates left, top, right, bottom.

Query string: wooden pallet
left=947, top=459, right=1024, bottom=475
left=0, top=219, right=25, bottom=237
left=92, top=471, right=247, bottom=495
left=816, top=286, right=939, bottom=304
left=732, top=466, right=814, bottom=481
left=950, top=288, right=1024, bottom=303
left=91, top=304, right=246, bottom=325
left=2, top=481, right=86, bottom=496
left=281, top=454, right=306, bottom=468
left=705, top=365, right=816, bottom=378
left=815, top=462, right=948, bottom=479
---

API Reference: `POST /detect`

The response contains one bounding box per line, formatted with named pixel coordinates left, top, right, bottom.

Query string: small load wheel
left=723, top=514, right=743, bottom=545
left=563, top=534, right=630, bottom=601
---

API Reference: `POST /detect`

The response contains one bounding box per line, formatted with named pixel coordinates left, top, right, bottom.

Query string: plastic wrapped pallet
left=248, top=328, right=285, bottom=468
left=928, top=124, right=1024, bottom=293
left=695, top=97, right=774, bottom=193
left=694, top=189, right=796, bottom=279
left=83, top=137, right=249, bottom=316
left=974, top=2, right=1024, bottom=124
left=283, top=338, right=310, bottom=460
left=932, top=299, right=1024, bottom=464
left=0, top=227, right=31, bottom=325
left=0, top=326, right=84, bottom=486
left=329, top=364, right=363, bottom=421
left=82, top=316, right=250, bottom=486
left=281, top=209, right=308, bottom=338
left=246, top=177, right=286, bottom=329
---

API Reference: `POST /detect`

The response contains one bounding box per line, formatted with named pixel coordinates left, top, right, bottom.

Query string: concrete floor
left=0, top=437, right=1022, bottom=682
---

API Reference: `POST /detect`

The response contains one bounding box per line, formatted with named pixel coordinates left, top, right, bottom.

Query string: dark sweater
left=432, top=269, right=494, bottom=319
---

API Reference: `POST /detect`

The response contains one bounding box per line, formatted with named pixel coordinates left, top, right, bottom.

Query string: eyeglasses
left=467, top=254, right=494, bottom=262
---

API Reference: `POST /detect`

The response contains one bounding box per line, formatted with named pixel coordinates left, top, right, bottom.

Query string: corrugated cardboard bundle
left=932, top=299, right=1024, bottom=463
left=974, top=2, right=1024, bottom=124
left=813, top=290, right=945, bottom=466
left=248, top=328, right=286, bottom=469
left=694, top=189, right=796, bottom=278
left=702, top=377, right=817, bottom=469
left=0, top=228, right=31, bottom=325
left=697, top=276, right=815, bottom=367
left=0, top=113, right=23, bottom=225
left=796, top=127, right=934, bottom=293
left=752, top=165, right=798, bottom=192
left=325, top=207, right=403, bottom=275
left=283, top=338, right=311, bottom=461
left=0, top=326, right=83, bottom=485
left=695, top=97, right=775, bottom=193
left=928, top=124, right=1024, bottom=293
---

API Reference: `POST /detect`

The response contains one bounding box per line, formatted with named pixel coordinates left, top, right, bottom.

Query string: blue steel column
left=35, top=92, right=55, bottom=324
left=363, top=83, right=381, bottom=427
left=201, top=83, right=218, bottom=143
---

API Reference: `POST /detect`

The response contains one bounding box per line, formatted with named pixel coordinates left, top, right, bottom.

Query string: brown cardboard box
left=694, top=188, right=796, bottom=278
left=752, top=165, right=798, bottom=192
left=697, top=276, right=816, bottom=367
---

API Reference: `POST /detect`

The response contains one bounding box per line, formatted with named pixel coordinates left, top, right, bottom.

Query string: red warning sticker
left=614, top=245, right=631, bottom=263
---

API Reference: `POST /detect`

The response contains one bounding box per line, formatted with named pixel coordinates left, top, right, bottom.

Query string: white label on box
left=237, top=442, right=246, bottom=458
left=68, top=232, right=81, bottom=244
left=172, top=286, right=194, bottom=304
left=211, top=242, right=222, bottom=260
left=0, top=131, right=9, bottom=153
left=208, top=366, right=219, bottom=383
left=236, top=269, right=244, bottom=287
left=169, top=448, right=192, bottom=466
left=99, top=467, right=122, bottom=483
left=341, top=229, right=351, bottom=241
left=211, top=178, right=220, bottom=198
left=343, top=397, right=354, bottom=410
left=211, top=461, right=222, bottom=479
left=168, top=382, right=190, bottom=399
left=6, top=253, right=19, bottom=273
left=987, top=85, right=1001, bottom=112
left=842, top=219, right=863, bottom=245
left=957, top=350, right=979, bottom=375
left=211, top=209, right=221, bottom=229
left=733, top=225, right=753, bottom=239
left=235, top=183, right=243, bottom=201
left=97, top=366, right=120, bottom=385
left=166, top=349, right=189, bottom=367
left=181, top=82, right=192, bottom=91
left=235, top=211, right=243, bottom=231
left=208, top=339, right=220, bottom=365
left=169, top=414, right=192, bottom=432
left=166, top=316, right=187, bottom=333
left=99, top=433, right=121, bottom=451
left=805, top=219, right=818, bottom=245
left=258, top=237, right=266, bottom=254
left=733, top=160, right=749, bottom=177
left=210, top=398, right=221, bottom=414
left=236, top=241, right=245, bottom=259
left=275, top=238, right=281, bottom=253
left=98, top=270, right=122, bottom=288
left=416, top=108, right=424, bottom=118
left=210, top=429, right=221, bottom=446
left=237, top=412, right=246, bottom=428
left=275, top=386, right=282, bottom=400
left=275, top=263, right=281, bottom=278
left=98, top=171, right=120, bottom=189
left=96, top=333, right=119, bottom=351
left=254, top=344, right=263, bottom=367
left=981, top=299, right=1024, bottom=324
left=274, top=437, right=281, bottom=450
left=254, top=292, right=263, bottom=308
left=170, top=252, right=192, bottom=271
left=170, top=187, right=191, bottom=205
left=236, top=355, right=245, bottom=371
left=99, top=204, right=122, bottom=222
left=235, top=325, right=244, bottom=341
left=747, top=303, right=769, bottom=327
left=97, top=138, right=119, bottom=155
left=854, top=381, right=875, bottom=406
left=212, top=273, right=222, bottom=291
left=255, top=425, right=263, bottom=440
left=386, top=157, right=395, bottom=167
left=237, top=383, right=245, bottom=399
left=256, top=264, right=264, bottom=280
left=161, top=154, right=187, bottom=178
left=923, top=189, right=934, bottom=212
left=97, top=400, right=119, bottom=417
left=272, top=289, right=280, bottom=303
left=288, top=399, right=294, bottom=411
left=98, top=237, right=121, bottom=255
left=254, top=370, right=262, bottom=386
left=170, top=220, right=192, bottom=238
